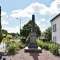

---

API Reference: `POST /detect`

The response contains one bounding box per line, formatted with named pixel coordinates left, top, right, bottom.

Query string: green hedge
left=40, top=39, right=49, bottom=42
left=7, top=42, right=24, bottom=53
left=49, top=43, right=59, bottom=55
left=37, top=39, right=43, bottom=48
left=43, top=42, right=49, bottom=50
left=37, top=40, right=59, bottom=55
left=7, top=45, right=15, bottom=53
left=26, top=36, right=30, bottom=46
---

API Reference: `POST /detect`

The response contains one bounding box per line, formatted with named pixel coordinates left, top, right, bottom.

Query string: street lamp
left=16, top=18, right=21, bottom=36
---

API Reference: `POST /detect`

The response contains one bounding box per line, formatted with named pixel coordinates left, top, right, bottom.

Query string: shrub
left=7, top=45, right=15, bottom=53
left=13, top=42, right=24, bottom=50
left=26, top=36, right=30, bottom=46
left=37, top=40, right=43, bottom=48
left=17, top=42, right=24, bottom=49
left=12, top=43, right=19, bottom=51
left=43, top=42, right=49, bottom=50
left=49, top=43, right=59, bottom=55
left=37, top=39, right=59, bottom=55
left=40, top=39, right=49, bottom=42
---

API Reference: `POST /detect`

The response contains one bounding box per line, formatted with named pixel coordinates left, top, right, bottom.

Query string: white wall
left=51, top=16, right=60, bottom=44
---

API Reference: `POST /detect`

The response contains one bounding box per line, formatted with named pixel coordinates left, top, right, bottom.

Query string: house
left=40, top=32, right=45, bottom=39
left=50, top=13, right=60, bottom=46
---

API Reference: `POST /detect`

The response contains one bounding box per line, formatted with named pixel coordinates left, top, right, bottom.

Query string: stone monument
left=25, top=14, right=42, bottom=52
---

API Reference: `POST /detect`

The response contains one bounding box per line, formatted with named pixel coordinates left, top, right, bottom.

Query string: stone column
left=31, top=14, right=35, bottom=32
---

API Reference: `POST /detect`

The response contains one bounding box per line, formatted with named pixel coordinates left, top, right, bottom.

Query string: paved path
left=3, top=49, right=60, bottom=60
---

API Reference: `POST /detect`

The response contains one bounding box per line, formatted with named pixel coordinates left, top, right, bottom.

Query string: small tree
left=44, top=27, right=52, bottom=41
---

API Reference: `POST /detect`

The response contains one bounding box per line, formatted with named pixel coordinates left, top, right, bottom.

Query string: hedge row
left=7, top=42, right=24, bottom=53
left=37, top=40, right=59, bottom=55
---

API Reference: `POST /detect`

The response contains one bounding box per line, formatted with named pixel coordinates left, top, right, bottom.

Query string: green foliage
left=13, top=42, right=24, bottom=50
left=26, top=36, right=30, bottom=46
left=7, top=45, right=15, bottom=53
left=7, top=42, right=24, bottom=53
left=49, top=44, right=59, bottom=55
left=37, top=40, right=43, bottom=48
left=37, top=40, right=49, bottom=50
left=37, top=40, right=59, bottom=55
left=12, top=42, right=20, bottom=50
left=20, top=20, right=41, bottom=38
left=44, top=27, right=52, bottom=41
left=0, top=33, right=3, bottom=43
left=2, top=29, right=8, bottom=36
left=6, top=34, right=13, bottom=39
left=40, top=39, right=48, bottom=42
left=8, top=33, right=18, bottom=38
left=43, top=42, right=49, bottom=50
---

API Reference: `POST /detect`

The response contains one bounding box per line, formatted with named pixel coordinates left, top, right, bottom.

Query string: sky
left=0, top=0, right=60, bottom=33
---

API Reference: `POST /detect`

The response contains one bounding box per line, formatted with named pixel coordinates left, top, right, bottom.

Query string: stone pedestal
left=24, top=32, right=42, bottom=53
left=28, top=32, right=38, bottom=48
left=24, top=46, right=42, bottom=53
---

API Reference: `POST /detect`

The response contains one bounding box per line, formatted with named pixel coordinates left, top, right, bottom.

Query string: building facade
left=50, top=13, right=60, bottom=45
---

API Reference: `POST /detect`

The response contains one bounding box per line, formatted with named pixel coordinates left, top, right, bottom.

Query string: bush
left=43, top=42, right=49, bottom=50
left=37, top=40, right=43, bottom=48
left=17, top=42, right=24, bottom=49
left=49, top=44, right=59, bottom=55
left=13, top=42, right=24, bottom=50
left=37, top=39, right=59, bottom=55
left=7, top=45, right=15, bottom=53
left=26, top=36, right=30, bottom=46
left=12, top=42, right=20, bottom=51
left=40, top=39, right=49, bottom=42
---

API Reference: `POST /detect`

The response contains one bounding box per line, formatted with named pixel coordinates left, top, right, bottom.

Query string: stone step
left=24, top=46, right=42, bottom=53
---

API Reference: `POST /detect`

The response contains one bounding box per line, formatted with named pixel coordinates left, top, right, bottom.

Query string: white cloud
left=1, top=20, right=8, bottom=25
left=11, top=2, right=48, bottom=18
left=40, top=18, right=46, bottom=22
left=2, top=25, right=20, bottom=33
left=1, top=11, right=7, bottom=16
left=36, top=21, right=40, bottom=26
left=48, top=0, right=60, bottom=14
left=40, top=24, right=47, bottom=32
left=11, top=0, right=60, bottom=18
left=36, top=20, right=46, bottom=32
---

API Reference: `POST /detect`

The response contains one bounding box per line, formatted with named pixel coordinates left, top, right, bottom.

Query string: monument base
left=24, top=46, right=42, bottom=53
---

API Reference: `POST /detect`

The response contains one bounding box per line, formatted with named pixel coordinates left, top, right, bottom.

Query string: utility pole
left=16, top=18, right=21, bottom=35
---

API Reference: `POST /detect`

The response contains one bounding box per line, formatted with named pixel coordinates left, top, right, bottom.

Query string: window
left=53, top=36, right=56, bottom=43
left=53, top=24, right=56, bottom=32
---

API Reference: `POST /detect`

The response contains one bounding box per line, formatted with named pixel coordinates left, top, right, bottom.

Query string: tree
left=8, top=33, right=16, bottom=37
left=20, top=20, right=41, bottom=38
left=2, top=29, right=8, bottom=36
left=44, top=27, right=52, bottom=41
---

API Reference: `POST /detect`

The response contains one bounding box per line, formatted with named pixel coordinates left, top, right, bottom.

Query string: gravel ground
left=3, top=49, right=60, bottom=60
